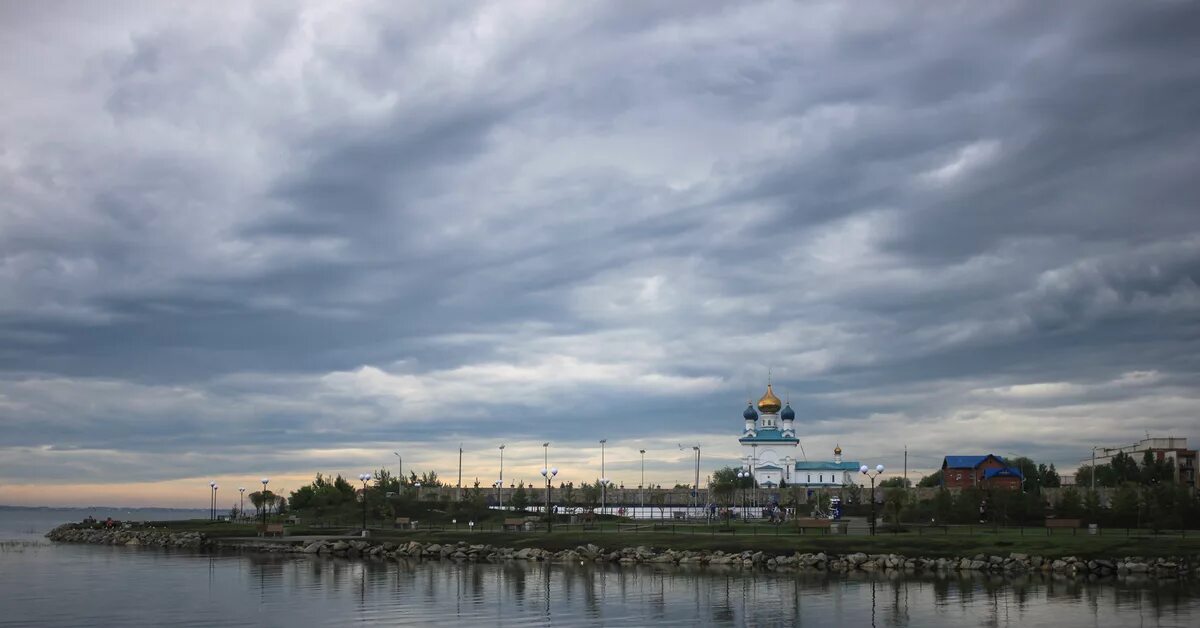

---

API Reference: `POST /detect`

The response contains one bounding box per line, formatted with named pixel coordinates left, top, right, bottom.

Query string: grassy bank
left=135, top=519, right=1200, bottom=559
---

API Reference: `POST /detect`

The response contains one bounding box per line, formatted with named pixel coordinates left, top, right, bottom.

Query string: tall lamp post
left=693, top=446, right=701, bottom=510
left=358, top=473, right=372, bottom=535
left=260, top=478, right=270, bottom=528
left=209, top=481, right=216, bottom=520
left=540, top=466, right=558, bottom=531
left=859, top=464, right=885, bottom=536
left=499, top=444, right=506, bottom=510
left=599, top=439, right=607, bottom=515
left=394, top=451, right=402, bottom=485
left=238, top=487, right=245, bottom=521
left=639, top=449, right=646, bottom=511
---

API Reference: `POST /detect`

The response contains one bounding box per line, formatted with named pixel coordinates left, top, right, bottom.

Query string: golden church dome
left=834, top=444, right=842, bottom=455
left=756, top=384, right=782, bottom=414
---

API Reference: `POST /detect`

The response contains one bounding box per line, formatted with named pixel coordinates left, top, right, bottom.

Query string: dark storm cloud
left=1, top=1, right=1199, bottom=492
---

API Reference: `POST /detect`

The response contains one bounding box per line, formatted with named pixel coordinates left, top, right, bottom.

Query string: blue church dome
left=742, top=404, right=758, bottom=421
left=781, top=404, right=795, bottom=421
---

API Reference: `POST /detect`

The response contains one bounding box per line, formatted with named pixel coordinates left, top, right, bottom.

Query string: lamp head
left=876, top=464, right=885, bottom=473
left=238, top=487, right=245, bottom=492
left=550, top=468, right=558, bottom=476
left=210, top=481, right=216, bottom=488
left=541, top=468, right=548, bottom=477
left=859, top=465, right=869, bottom=474
left=261, top=477, right=269, bottom=485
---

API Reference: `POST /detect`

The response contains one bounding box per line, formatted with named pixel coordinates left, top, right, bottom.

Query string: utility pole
left=457, top=444, right=463, bottom=497
left=904, top=445, right=908, bottom=488
left=600, top=439, right=607, bottom=515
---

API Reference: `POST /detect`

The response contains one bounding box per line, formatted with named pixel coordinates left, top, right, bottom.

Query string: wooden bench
left=796, top=518, right=832, bottom=534
left=261, top=523, right=285, bottom=537
left=503, top=518, right=527, bottom=531
left=394, top=517, right=413, bottom=529
left=1045, top=518, right=1082, bottom=535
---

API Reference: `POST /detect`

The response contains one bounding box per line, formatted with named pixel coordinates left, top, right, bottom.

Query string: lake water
left=2, top=508, right=1198, bottom=627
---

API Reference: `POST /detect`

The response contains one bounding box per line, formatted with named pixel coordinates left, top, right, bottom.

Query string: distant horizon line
left=0, top=504, right=208, bottom=511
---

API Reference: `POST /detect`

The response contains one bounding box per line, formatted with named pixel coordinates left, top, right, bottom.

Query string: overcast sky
left=2, top=1, right=1198, bottom=507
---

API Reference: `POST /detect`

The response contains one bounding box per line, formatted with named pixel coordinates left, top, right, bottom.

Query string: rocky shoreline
left=46, top=524, right=206, bottom=549
left=46, top=525, right=1196, bottom=580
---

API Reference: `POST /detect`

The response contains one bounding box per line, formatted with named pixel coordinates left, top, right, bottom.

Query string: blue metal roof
left=756, top=464, right=783, bottom=471
left=739, top=429, right=798, bottom=443
left=983, top=467, right=1023, bottom=479
left=794, top=461, right=860, bottom=471
left=943, top=455, right=1006, bottom=469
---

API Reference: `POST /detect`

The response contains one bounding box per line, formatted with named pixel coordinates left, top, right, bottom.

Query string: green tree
left=560, top=482, right=577, bottom=508
left=879, top=477, right=911, bottom=488
left=373, top=468, right=400, bottom=494
left=649, top=490, right=667, bottom=518
left=917, top=470, right=943, bottom=488
left=1007, top=457, right=1039, bottom=492
left=710, top=466, right=753, bottom=505
left=1111, top=452, right=1140, bottom=484
left=1041, top=463, right=1061, bottom=487
left=420, top=470, right=442, bottom=487
left=1083, top=489, right=1102, bottom=524
left=580, top=481, right=600, bottom=508
left=510, top=482, right=529, bottom=512
left=1056, top=487, right=1082, bottom=517
left=883, top=488, right=906, bottom=527
left=1111, top=483, right=1141, bottom=527
left=932, top=488, right=952, bottom=523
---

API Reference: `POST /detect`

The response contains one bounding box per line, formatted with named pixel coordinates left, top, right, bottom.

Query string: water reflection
left=3, top=544, right=1199, bottom=627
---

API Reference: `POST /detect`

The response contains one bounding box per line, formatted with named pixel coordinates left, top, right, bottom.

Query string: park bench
left=503, top=518, right=527, bottom=531
left=796, top=518, right=832, bottom=534
left=261, top=523, right=285, bottom=537
left=394, top=517, right=416, bottom=529
left=1045, top=518, right=1082, bottom=535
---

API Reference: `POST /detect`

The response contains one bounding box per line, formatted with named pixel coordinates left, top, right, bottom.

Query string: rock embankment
left=44, top=528, right=1196, bottom=580
left=224, top=539, right=1197, bottom=579
left=46, top=524, right=206, bottom=549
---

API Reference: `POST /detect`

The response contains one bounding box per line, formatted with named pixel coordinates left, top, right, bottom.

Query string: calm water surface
left=2, top=509, right=1197, bottom=627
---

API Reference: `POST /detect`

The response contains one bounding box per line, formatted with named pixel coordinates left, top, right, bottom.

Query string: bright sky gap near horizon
left=1, top=1, right=1198, bottom=508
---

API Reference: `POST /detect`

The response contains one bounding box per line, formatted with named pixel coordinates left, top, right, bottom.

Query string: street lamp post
left=737, top=471, right=749, bottom=519
left=260, top=478, right=270, bottom=529
left=208, top=481, right=216, bottom=520
left=540, top=466, right=559, bottom=532
left=693, top=446, right=701, bottom=510
left=751, top=444, right=758, bottom=508
left=358, top=473, right=372, bottom=535
left=639, top=449, right=646, bottom=511
left=859, top=464, right=885, bottom=536
left=499, top=444, right=506, bottom=510
left=600, top=439, right=607, bottom=515
left=394, top=451, right=402, bottom=485
left=238, top=487, right=245, bottom=521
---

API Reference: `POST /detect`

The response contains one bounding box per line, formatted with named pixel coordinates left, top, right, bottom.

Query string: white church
left=739, top=382, right=859, bottom=487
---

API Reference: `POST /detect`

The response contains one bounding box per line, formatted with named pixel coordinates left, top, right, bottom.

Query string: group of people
left=80, top=516, right=117, bottom=529
left=706, top=502, right=790, bottom=523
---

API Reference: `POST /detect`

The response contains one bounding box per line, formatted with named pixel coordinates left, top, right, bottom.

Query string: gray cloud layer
left=1, top=1, right=1198, bottom=491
